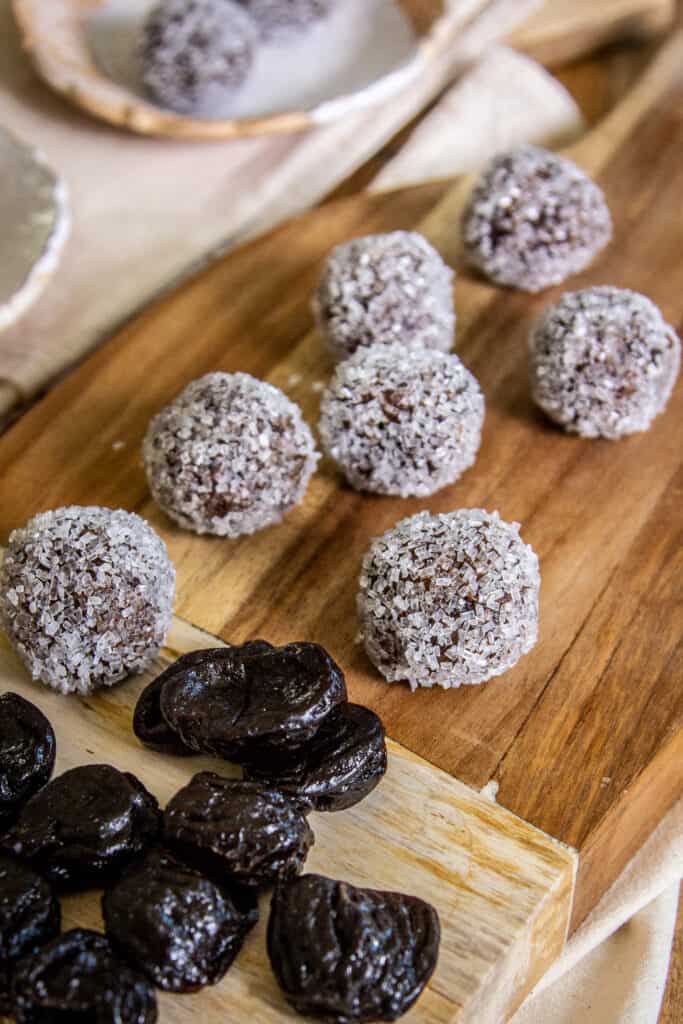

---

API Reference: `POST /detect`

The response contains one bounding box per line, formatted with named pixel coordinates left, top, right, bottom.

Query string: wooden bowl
left=13, top=0, right=464, bottom=140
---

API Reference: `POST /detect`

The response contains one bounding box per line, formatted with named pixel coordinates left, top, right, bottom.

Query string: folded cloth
left=514, top=798, right=683, bottom=1024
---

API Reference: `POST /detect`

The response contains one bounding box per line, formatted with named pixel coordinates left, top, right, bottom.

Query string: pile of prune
left=102, top=848, right=258, bottom=993
left=2, top=635, right=441, bottom=1023
left=267, top=874, right=441, bottom=1022
left=0, top=764, right=162, bottom=889
left=133, top=640, right=388, bottom=813
left=0, top=693, right=56, bottom=832
left=164, top=773, right=314, bottom=888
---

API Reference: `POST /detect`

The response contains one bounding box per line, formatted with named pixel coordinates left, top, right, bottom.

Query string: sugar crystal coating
left=462, top=145, right=612, bottom=292
left=357, top=509, right=540, bottom=689
left=141, top=0, right=256, bottom=114
left=234, top=0, right=332, bottom=39
left=0, top=507, right=175, bottom=696
left=313, top=232, right=455, bottom=361
left=530, top=286, right=681, bottom=438
left=319, top=342, right=484, bottom=497
left=143, top=372, right=319, bottom=537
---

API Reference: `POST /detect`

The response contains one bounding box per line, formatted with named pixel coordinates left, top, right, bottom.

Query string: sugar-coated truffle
left=234, top=0, right=332, bottom=39
left=141, top=0, right=256, bottom=114
left=358, top=509, right=540, bottom=689
left=462, top=145, right=612, bottom=292
left=530, top=286, right=681, bottom=439
left=0, top=507, right=175, bottom=695
left=313, top=232, right=455, bottom=362
left=319, top=342, right=484, bottom=497
left=143, top=372, right=319, bottom=537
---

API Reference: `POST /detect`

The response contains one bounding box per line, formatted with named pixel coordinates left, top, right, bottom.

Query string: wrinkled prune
left=268, top=874, right=440, bottom=1022
left=133, top=642, right=273, bottom=755
left=164, top=773, right=314, bottom=888
left=0, top=855, right=61, bottom=1015
left=244, top=703, right=387, bottom=812
left=102, top=848, right=258, bottom=992
left=0, top=764, right=161, bottom=889
left=0, top=693, right=56, bottom=831
left=12, top=928, right=157, bottom=1024
left=160, top=642, right=347, bottom=760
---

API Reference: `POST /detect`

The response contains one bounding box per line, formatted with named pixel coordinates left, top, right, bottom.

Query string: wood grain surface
left=0, top=29, right=681, bottom=948
left=0, top=623, right=575, bottom=1024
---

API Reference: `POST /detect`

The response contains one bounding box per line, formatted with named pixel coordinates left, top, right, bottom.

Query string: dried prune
left=133, top=642, right=273, bottom=755
left=160, top=642, right=347, bottom=760
left=0, top=855, right=61, bottom=1015
left=0, top=693, right=56, bottom=831
left=13, top=928, right=157, bottom=1023
left=268, top=874, right=440, bottom=1022
left=102, top=847, right=258, bottom=992
left=164, top=773, right=314, bottom=888
left=244, top=703, right=387, bottom=812
left=0, top=764, right=161, bottom=889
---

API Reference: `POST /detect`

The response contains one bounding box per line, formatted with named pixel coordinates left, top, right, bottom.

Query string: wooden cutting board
left=0, top=27, right=681, bottom=1021
left=0, top=623, right=575, bottom=1024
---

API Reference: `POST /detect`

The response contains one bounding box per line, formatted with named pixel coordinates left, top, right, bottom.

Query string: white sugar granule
left=530, top=286, right=681, bottom=438
left=143, top=371, right=319, bottom=537
left=357, top=509, right=540, bottom=690
left=319, top=342, right=484, bottom=497
left=313, top=231, right=455, bottom=361
left=462, top=145, right=611, bottom=292
left=0, top=506, right=175, bottom=695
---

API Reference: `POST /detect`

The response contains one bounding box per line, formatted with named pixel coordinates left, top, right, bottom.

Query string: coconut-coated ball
left=141, top=0, right=256, bottom=114
left=319, top=342, right=484, bottom=497
left=0, top=507, right=175, bottom=695
left=313, top=232, right=455, bottom=362
left=143, top=372, right=319, bottom=537
left=462, top=145, right=612, bottom=292
left=530, top=286, right=681, bottom=439
left=234, top=0, right=332, bottom=39
left=358, top=509, right=540, bottom=690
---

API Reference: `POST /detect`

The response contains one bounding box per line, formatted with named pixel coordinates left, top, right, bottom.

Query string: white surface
left=514, top=797, right=683, bottom=1024
left=0, top=127, right=70, bottom=331
left=88, top=0, right=420, bottom=119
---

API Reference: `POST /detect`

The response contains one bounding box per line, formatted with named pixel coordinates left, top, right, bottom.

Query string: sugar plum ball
left=143, top=371, right=319, bottom=537
left=319, top=342, right=484, bottom=497
left=530, top=286, right=681, bottom=438
left=0, top=507, right=175, bottom=695
left=141, top=0, right=256, bottom=114
left=313, top=232, right=455, bottom=361
left=358, top=509, right=540, bottom=689
left=462, top=145, right=612, bottom=292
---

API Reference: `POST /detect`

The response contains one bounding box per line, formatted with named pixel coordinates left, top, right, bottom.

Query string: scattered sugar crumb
left=287, top=373, right=303, bottom=388
left=112, top=440, right=126, bottom=451
left=311, top=380, right=325, bottom=394
left=480, top=780, right=499, bottom=802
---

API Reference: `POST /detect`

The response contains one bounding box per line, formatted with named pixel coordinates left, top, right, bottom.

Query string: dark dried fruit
left=133, top=642, right=273, bottom=755
left=160, top=642, right=347, bottom=760
left=12, top=928, right=157, bottom=1024
left=0, top=764, right=161, bottom=889
left=102, top=847, right=258, bottom=992
left=0, top=693, right=56, bottom=832
left=0, top=855, right=61, bottom=1015
left=244, top=704, right=387, bottom=812
left=268, top=874, right=440, bottom=1022
left=164, top=773, right=314, bottom=888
